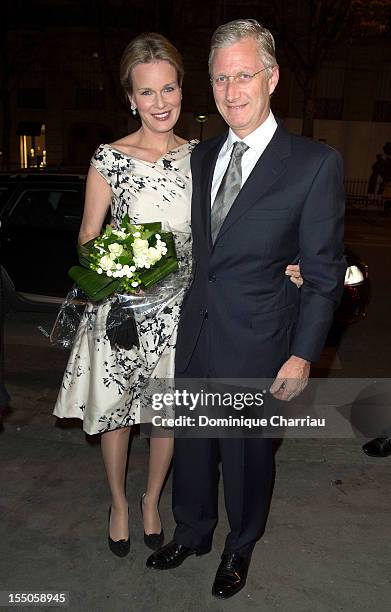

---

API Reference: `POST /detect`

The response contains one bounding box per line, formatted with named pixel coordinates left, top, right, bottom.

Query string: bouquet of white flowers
left=51, top=217, right=192, bottom=351
left=69, top=214, right=178, bottom=301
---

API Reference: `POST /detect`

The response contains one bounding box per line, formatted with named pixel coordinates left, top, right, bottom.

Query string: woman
left=54, top=32, right=195, bottom=557
left=53, top=31, right=302, bottom=558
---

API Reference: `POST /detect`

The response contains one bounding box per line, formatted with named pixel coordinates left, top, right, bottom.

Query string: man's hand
left=285, top=263, right=303, bottom=288
left=270, top=355, right=310, bottom=401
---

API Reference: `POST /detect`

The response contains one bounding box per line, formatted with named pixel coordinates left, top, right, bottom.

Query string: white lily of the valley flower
left=122, top=265, right=133, bottom=278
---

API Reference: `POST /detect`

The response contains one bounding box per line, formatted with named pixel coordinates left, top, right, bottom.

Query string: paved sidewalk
left=1, top=318, right=391, bottom=611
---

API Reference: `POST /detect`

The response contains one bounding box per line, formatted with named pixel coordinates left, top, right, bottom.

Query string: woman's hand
left=285, top=263, right=303, bottom=288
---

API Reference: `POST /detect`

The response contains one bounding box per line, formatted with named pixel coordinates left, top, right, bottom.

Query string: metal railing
left=344, top=179, right=384, bottom=209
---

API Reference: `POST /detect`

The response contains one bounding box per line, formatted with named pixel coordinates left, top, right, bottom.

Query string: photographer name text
left=151, top=415, right=325, bottom=429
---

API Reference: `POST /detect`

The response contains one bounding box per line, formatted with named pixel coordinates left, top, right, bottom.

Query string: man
left=147, top=19, right=346, bottom=599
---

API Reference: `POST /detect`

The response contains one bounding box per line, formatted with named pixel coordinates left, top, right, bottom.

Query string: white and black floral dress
left=53, top=141, right=196, bottom=435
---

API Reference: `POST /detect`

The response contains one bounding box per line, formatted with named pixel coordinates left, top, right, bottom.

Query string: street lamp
left=194, top=111, right=208, bottom=142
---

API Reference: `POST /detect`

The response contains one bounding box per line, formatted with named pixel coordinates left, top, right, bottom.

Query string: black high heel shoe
left=140, top=493, right=164, bottom=551
left=108, top=506, right=130, bottom=557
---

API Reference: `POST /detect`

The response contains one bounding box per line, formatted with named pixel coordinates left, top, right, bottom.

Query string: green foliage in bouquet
left=69, top=215, right=178, bottom=301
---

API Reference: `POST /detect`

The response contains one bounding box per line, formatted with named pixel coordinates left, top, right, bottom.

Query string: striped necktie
left=211, top=141, right=249, bottom=243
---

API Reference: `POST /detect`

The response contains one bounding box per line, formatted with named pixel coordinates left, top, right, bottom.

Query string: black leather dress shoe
left=212, top=552, right=250, bottom=599
left=146, top=540, right=209, bottom=570
left=362, top=437, right=391, bottom=457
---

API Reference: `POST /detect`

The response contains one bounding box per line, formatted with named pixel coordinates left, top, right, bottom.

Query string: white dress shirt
left=211, top=111, right=278, bottom=207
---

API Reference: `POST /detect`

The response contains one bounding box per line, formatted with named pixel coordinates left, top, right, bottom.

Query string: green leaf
left=68, top=266, right=120, bottom=301
left=118, top=254, right=131, bottom=265
left=77, top=240, right=94, bottom=267
left=139, top=257, right=178, bottom=289
left=141, top=222, right=163, bottom=240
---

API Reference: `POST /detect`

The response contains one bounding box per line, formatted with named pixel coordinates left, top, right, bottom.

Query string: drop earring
left=131, top=106, right=137, bottom=117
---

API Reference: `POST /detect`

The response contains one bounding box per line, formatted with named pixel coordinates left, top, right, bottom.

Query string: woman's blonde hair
left=120, top=32, right=184, bottom=98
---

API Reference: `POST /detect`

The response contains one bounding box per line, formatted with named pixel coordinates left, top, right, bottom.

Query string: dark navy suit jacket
left=175, top=122, right=346, bottom=378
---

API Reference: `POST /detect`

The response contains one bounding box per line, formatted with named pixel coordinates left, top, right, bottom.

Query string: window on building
left=373, top=101, right=391, bottom=122
left=17, top=87, right=46, bottom=109
left=75, top=53, right=106, bottom=109
left=373, top=66, right=391, bottom=122
left=315, top=98, right=344, bottom=120
left=75, top=86, right=106, bottom=110
left=17, top=123, right=46, bottom=169
left=315, top=62, right=345, bottom=120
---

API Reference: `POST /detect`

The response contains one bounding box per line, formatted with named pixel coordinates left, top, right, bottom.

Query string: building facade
left=1, top=0, right=390, bottom=185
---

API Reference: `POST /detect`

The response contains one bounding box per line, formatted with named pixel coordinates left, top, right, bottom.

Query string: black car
left=0, top=171, right=86, bottom=311
left=0, top=172, right=369, bottom=321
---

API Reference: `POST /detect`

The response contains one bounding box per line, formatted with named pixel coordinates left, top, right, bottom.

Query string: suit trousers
left=173, top=318, right=274, bottom=557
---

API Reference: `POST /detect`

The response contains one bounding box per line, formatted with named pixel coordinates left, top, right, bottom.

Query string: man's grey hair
left=209, top=19, right=277, bottom=76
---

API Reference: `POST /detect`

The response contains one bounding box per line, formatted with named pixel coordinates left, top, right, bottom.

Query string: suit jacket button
left=208, top=274, right=216, bottom=283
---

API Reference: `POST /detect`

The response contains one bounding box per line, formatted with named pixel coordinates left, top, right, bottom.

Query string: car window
left=57, top=189, right=84, bottom=230
left=0, top=187, right=12, bottom=211
left=7, top=189, right=83, bottom=230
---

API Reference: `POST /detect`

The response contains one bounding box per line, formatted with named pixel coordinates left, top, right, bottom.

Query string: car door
left=1, top=183, right=84, bottom=296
